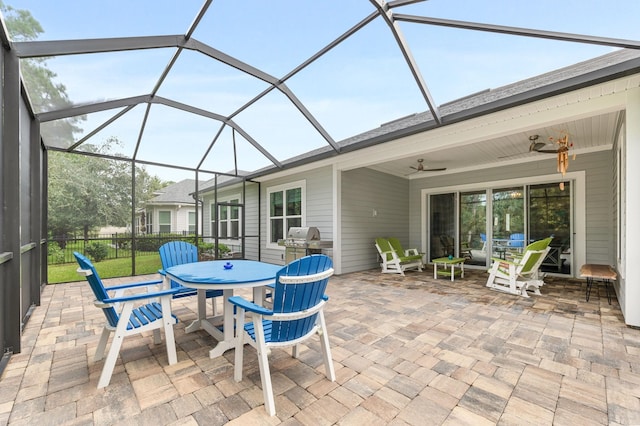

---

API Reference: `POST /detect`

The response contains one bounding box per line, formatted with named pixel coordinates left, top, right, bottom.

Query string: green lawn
left=48, top=254, right=163, bottom=283
left=48, top=240, right=145, bottom=265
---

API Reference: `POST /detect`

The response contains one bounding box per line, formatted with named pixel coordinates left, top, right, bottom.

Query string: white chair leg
left=292, top=344, right=300, bottom=359
left=318, top=312, right=336, bottom=381
left=234, top=336, right=245, bottom=382
left=95, top=327, right=111, bottom=361
left=486, top=263, right=499, bottom=289
left=234, top=309, right=246, bottom=382
left=161, top=297, right=177, bottom=365
left=257, top=345, right=275, bottom=416
left=98, top=335, right=123, bottom=389
left=253, top=318, right=276, bottom=416
left=98, top=302, right=133, bottom=389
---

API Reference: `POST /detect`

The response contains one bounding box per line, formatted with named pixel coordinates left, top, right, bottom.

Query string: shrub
left=112, top=232, right=131, bottom=250
left=198, top=242, right=215, bottom=254
left=135, top=234, right=196, bottom=252
left=47, top=242, right=65, bottom=264
left=198, top=242, right=230, bottom=257
left=85, top=242, right=109, bottom=262
left=218, top=243, right=230, bottom=255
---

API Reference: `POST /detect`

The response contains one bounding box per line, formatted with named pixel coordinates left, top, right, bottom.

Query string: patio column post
left=623, top=86, right=640, bottom=327
left=1, top=44, right=22, bottom=355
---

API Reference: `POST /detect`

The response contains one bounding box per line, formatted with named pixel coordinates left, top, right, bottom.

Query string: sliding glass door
left=529, top=182, right=571, bottom=273
left=428, top=180, right=572, bottom=274
left=492, top=186, right=525, bottom=258
left=429, top=193, right=456, bottom=261
left=460, top=191, right=486, bottom=266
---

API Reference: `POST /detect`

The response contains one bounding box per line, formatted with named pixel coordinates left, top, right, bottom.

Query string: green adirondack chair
left=486, top=237, right=552, bottom=297
left=375, top=237, right=424, bottom=276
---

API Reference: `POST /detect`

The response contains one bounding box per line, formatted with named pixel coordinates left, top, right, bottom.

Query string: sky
left=5, top=0, right=640, bottom=183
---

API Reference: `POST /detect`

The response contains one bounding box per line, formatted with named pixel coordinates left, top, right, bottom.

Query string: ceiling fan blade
left=413, top=167, right=447, bottom=172
left=535, top=148, right=560, bottom=154
left=498, top=152, right=528, bottom=159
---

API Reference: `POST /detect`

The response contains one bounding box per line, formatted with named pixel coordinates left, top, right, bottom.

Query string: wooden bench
left=579, top=264, right=617, bottom=304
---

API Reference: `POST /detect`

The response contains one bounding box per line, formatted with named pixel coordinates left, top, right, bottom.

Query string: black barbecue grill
left=278, top=226, right=333, bottom=263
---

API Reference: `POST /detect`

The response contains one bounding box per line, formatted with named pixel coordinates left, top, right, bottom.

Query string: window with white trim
left=145, top=209, right=153, bottom=233
left=210, top=195, right=241, bottom=239
left=158, top=210, right=171, bottom=233
left=267, top=181, right=305, bottom=246
left=188, top=211, right=196, bottom=233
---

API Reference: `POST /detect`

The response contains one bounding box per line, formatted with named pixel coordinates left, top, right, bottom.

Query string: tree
left=1, top=1, right=84, bottom=141
left=3, top=3, right=169, bottom=242
left=48, top=139, right=126, bottom=241
left=48, top=138, right=168, bottom=242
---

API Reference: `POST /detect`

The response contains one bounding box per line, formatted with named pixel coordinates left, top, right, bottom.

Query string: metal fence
left=48, top=232, right=205, bottom=265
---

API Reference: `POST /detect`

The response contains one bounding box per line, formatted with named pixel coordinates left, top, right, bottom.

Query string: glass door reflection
left=429, top=193, right=456, bottom=261
left=529, top=182, right=572, bottom=274
left=459, top=191, right=486, bottom=266
left=492, top=187, right=525, bottom=260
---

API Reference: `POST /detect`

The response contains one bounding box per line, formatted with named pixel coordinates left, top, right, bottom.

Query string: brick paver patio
left=1, top=267, right=639, bottom=425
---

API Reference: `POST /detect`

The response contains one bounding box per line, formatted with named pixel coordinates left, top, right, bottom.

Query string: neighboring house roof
left=145, top=179, right=199, bottom=205
left=198, top=172, right=251, bottom=193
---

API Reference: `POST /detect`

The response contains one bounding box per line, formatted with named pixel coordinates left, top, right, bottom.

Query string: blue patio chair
left=159, top=241, right=224, bottom=316
left=508, top=233, right=526, bottom=249
left=73, top=251, right=178, bottom=388
left=229, top=254, right=335, bottom=416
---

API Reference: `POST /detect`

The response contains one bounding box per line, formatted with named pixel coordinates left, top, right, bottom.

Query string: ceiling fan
left=407, top=158, right=446, bottom=175
left=527, top=134, right=564, bottom=153
left=498, top=134, right=564, bottom=158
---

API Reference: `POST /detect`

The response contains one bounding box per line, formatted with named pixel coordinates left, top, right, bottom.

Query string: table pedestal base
left=184, top=287, right=264, bottom=358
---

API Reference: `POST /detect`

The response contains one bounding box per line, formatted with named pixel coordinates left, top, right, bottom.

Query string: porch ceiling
left=368, top=109, right=621, bottom=178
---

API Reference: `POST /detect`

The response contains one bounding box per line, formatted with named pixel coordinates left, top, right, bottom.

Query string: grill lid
left=286, top=226, right=320, bottom=241
left=279, top=226, right=333, bottom=249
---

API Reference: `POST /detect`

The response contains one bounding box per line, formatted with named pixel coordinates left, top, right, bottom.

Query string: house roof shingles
left=147, top=179, right=198, bottom=204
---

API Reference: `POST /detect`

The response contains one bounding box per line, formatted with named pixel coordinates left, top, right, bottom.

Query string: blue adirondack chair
left=73, top=251, right=178, bottom=388
left=229, top=254, right=335, bottom=416
left=159, top=241, right=224, bottom=316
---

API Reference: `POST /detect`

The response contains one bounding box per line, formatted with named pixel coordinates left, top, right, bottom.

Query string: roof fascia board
left=339, top=55, right=640, bottom=153
left=439, top=56, right=640, bottom=125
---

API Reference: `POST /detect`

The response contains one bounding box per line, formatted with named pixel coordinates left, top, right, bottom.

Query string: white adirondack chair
left=375, top=237, right=423, bottom=276
left=486, top=237, right=552, bottom=297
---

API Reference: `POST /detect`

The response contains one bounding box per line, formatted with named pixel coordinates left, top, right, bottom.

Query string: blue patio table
left=165, top=260, right=281, bottom=358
